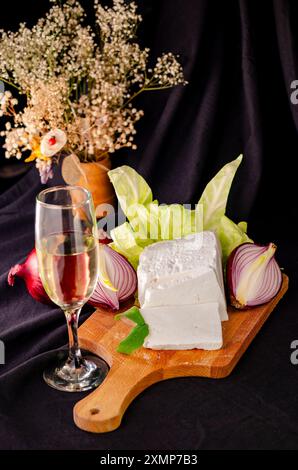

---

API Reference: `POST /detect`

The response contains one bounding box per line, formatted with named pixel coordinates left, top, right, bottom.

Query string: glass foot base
left=43, top=349, right=109, bottom=392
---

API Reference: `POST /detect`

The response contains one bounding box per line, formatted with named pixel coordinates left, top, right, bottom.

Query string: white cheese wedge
left=138, top=231, right=228, bottom=321
left=141, top=303, right=223, bottom=350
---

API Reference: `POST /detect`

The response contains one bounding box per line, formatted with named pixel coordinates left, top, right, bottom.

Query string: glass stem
left=65, top=308, right=84, bottom=369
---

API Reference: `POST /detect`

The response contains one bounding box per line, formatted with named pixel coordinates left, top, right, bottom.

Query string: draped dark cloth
left=0, top=0, right=298, bottom=450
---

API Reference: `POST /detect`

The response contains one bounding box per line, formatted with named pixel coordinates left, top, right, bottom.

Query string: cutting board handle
left=74, top=360, right=162, bottom=433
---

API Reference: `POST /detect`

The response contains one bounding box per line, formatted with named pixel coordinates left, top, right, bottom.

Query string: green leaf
left=115, top=307, right=149, bottom=355
left=238, top=221, right=248, bottom=233
left=216, top=215, right=253, bottom=263
left=128, top=203, right=154, bottom=239
left=158, top=204, right=196, bottom=240
left=108, top=156, right=247, bottom=268
left=110, top=222, right=145, bottom=269
left=108, top=165, right=153, bottom=218
left=115, top=306, right=145, bottom=325
left=116, top=325, right=149, bottom=355
left=198, top=155, right=243, bottom=230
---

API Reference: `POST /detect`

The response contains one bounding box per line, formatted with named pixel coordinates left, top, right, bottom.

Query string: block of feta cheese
left=138, top=231, right=228, bottom=321
left=141, top=303, right=223, bottom=350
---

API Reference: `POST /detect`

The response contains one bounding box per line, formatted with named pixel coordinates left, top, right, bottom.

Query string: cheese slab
left=141, top=303, right=223, bottom=350
left=138, top=231, right=228, bottom=321
left=142, top=269, right=227, bottom=321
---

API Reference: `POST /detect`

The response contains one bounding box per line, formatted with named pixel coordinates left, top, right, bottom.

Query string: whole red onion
left=8, top=249, right=52, bottom=304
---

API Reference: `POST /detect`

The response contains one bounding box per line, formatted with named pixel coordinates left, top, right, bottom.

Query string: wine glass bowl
left=35, top=186, right=109, bottom=392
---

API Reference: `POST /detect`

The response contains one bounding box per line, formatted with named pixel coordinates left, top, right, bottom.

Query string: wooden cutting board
left=74, top=274, right=289, bottom=433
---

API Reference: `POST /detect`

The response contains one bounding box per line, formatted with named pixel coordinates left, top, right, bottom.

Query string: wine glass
left=35, top=185, right=109, bottom=392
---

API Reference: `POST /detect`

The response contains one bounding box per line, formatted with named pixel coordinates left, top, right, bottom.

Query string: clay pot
left=76, top=155, right=115, bottom=217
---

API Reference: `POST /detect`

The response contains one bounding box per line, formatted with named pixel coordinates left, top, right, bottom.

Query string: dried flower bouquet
left=0, top=0, right=186, bottom=183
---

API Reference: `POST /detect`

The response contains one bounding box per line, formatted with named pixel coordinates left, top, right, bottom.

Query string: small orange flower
left=25, top=137, right=50, bottom=163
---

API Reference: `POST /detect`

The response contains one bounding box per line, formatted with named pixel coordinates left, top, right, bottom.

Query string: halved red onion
left=227, top=242, right=282, bottom=309
left=88, top=245, right=137, bottom=311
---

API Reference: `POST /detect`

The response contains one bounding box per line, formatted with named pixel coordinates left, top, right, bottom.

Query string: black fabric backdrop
left=0, top=0, right=298, bottom=450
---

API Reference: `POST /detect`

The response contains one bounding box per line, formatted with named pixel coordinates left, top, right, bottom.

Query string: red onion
left=89, top=245, right=137, bottom=311
left=8, top=249, right=52, bottom=304
left=227, top=242, right=282, bottom=309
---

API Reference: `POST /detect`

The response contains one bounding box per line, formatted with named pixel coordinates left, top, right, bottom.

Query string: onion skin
left=8, top=249, right=52, bottom=305
left=227, top=242, right=283, bottom=309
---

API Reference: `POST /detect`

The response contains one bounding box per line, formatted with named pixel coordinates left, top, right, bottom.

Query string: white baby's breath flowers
left=0, top=91, right=13, bottom=117
left=0, top=0, right=187, bottom=178
left=1, top=127, right=29, bottom=158
left=152, top=53, right=187, bottom=88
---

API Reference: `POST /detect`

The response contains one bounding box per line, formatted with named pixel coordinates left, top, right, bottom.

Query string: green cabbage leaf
left=108, top=155, right=252, bottom=268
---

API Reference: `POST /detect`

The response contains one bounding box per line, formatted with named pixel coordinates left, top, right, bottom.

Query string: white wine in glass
left=35, top=185, right=109, bottom=392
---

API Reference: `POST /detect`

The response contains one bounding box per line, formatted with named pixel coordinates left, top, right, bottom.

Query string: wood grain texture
left=74, top=274, right=289, bottom=433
